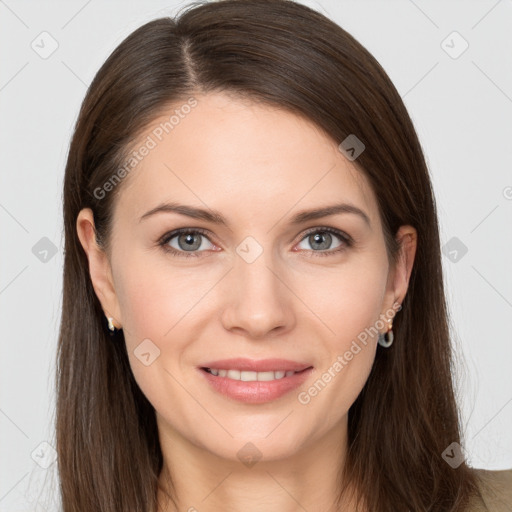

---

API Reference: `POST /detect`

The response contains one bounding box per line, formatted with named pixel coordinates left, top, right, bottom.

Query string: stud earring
left=106, top=316, right=122, bottom=335
left=107, top=317, right=116, bottom=331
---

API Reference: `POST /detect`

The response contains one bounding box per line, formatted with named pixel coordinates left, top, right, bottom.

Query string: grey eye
left=297, top=231, right=343, bottom=251
left=168, top=232, right=214, bottom=252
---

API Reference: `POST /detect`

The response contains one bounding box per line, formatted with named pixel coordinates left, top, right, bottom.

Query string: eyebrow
left=139, top=201, right=371, bottom=228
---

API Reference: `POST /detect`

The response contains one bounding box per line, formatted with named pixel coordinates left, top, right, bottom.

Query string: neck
left=156, top=414, right=365, bottom=512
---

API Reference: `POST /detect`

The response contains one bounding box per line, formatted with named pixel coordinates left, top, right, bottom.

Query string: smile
left=202, top=368, right=303, bottom=381
left=198, top=365, right=314, bottom=403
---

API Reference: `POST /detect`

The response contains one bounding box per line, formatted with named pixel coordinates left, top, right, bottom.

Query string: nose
left=220, top=249, right=296, bottom=339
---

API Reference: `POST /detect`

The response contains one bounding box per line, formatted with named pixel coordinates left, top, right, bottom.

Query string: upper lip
left=200, top=358, right=313, bottom=372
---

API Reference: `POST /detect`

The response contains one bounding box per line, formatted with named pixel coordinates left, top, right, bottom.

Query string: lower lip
left=198, top=367, right=314, bottom=404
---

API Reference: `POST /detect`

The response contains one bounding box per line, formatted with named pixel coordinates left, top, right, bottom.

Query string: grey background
left=1, top=0, right=511, bottom=510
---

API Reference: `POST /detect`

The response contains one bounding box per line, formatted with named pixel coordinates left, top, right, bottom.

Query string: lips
left=197, top=358, right=314, bottom=403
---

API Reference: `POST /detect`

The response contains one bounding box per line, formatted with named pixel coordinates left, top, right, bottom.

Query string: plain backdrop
left=1, top=0, right=511, bottom=510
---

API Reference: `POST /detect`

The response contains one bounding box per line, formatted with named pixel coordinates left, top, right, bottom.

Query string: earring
left=378, top=318, right=394, bottom=348
left=106, top=316, right=121, bottom=335
left=107, top=317, right=116, bottom=331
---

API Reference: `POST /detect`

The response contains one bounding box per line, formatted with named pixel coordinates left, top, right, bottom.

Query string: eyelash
left=158, top=227, right=353, bottom=259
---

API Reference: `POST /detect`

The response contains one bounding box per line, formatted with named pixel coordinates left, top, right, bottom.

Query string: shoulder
left=465, top=468, right=512, bottom=511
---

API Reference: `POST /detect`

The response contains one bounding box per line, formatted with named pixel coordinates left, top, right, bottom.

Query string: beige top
left=467, top=468, right=512, bottom=511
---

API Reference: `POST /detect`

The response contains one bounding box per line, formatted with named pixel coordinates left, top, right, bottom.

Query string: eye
left=158, top=226, right=352, bottom=259
left=295, top=227, right=352, bottom=256
left=159, top=228, right=215, bottom=258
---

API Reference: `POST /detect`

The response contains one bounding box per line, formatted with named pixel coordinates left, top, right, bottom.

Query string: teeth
left=206, top=368, right=299, bottom=381
left=226, top=369, right=240, bottom=380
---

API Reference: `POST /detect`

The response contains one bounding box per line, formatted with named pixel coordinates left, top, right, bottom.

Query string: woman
left=56, top=0, right=512, bottom=510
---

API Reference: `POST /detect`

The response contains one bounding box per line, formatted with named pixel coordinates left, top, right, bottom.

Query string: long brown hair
left=56, top=0, right=481, bottom=510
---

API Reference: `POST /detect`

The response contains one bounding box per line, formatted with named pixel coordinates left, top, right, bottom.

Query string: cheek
left=114, top=249, right=204, bottom=343
left=113, top=254, right=201, bottom=407
left=294, top=254, right=388, bottom=345
left=113, top=252, right=222, bottom=400
left=293, top=256, right=387, bottom=410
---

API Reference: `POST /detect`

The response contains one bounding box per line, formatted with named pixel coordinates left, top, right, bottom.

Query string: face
left=77, top=91, right=416, bottom=464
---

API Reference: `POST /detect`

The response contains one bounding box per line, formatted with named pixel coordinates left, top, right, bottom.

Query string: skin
left=76, top=91, right=417, bottom=512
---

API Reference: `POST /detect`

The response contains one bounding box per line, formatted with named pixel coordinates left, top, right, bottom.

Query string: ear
left=76, top=208, right=122, bottom=328
left=381, top=225, right=417, bottom=320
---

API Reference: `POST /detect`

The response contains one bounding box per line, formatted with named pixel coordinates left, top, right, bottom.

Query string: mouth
left=197, top=359, right=314, bottom=403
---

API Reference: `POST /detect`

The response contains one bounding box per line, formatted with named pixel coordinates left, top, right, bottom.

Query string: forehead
left=114, top=92, right=379, bottom=229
